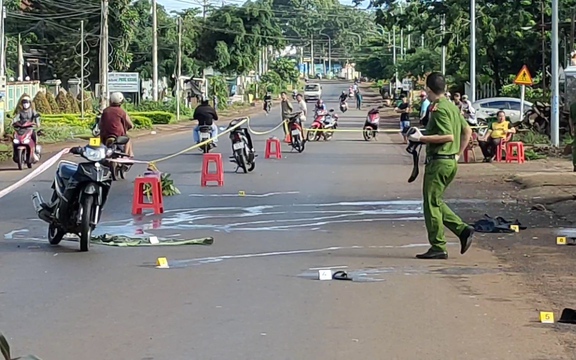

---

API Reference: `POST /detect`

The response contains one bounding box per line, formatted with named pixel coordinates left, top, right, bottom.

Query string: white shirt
left=298, top=99, right=307, bottom=121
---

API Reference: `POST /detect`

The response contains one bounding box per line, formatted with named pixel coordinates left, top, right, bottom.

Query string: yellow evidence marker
left=539, top=311, right=554, bottom=324
left=89, top=137, right=101, bottom=147
left=556, top=236, right=567, bottom=245
left=238, top=191, right=246, bottom=196
left=510, top=225, right=519, bottom=232
left=156, top=257, right=169, bottom=269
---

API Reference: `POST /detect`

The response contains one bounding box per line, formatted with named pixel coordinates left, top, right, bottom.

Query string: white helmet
left=110, top=92, right=124, bottom=105
left=21, top=95, right=31, bottom=102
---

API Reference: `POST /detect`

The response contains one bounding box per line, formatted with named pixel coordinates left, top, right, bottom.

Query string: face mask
left=23, top=103, right=30, bottom=110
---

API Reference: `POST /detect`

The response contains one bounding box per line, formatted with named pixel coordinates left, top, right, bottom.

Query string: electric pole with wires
left=99, top=0, right=109, bottom=110
left=176, top=17, right=182, bottom=121
left=152, top=0, right=158, bottom=101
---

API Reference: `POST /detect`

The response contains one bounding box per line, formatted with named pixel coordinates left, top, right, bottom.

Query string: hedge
left=40, top=111, right=174, bottom=126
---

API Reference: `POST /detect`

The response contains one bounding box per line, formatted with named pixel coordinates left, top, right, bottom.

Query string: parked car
left=303, top=83, right=322, bottom=102
left=472, top=97, right=533, bottom=124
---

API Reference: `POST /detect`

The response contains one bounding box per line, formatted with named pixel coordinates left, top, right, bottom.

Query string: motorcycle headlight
left=12, top=139, right=19, bottom=144
left=22, top=139, right=30, bottom=144
left=84, top=147, right=106, bottom=161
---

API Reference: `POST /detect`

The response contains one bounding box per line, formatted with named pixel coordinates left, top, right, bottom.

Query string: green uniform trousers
left=423, top=158, right=468, bottom=252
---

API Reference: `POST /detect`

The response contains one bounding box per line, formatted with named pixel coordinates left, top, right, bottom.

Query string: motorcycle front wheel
left=48, top=223, right=65, bottom=245
left=306, top=128, right=318, bottom=141
left=363, top=127, right=374, bottom=141
left=235, top=149, right=247, bottom=173
left=79, top=195, right=94, bottom=252
left=16, top=148, right=24, bottom=170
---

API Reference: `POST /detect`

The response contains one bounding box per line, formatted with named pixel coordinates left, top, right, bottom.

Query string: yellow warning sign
left=513, top=65, right=533, bottom=86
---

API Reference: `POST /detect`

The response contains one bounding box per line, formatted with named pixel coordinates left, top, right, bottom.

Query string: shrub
left=77, top=90, right=93, bottom=113
left=130, top=115, right=153, bottom=129
left=55, top=90, right=72, bottom=113
left=66, top=91, right=80, bottom=113
left=46, top=91, right=59, bottom=114
left=129, top=111, right=174, bottom=124
left=33, top=91, right=52, bottom=114
left=124, top=98, right=193, bottom=117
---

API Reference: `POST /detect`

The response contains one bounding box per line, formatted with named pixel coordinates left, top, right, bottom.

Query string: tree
left=46, top=92, right=59, bottom=114
left=269, top=58, right=299, bottom=84
left=55, top=90, right=72, bottom=113
left=32, top=92, right=51, bottom=114
left=66, top=91, right=80, bottom=113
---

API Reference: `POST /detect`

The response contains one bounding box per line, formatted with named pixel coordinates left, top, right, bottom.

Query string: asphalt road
left=0, top=81, right=570, bottom=360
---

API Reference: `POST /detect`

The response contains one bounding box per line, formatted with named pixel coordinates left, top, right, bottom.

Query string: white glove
left=407, top=127, right=423, bottom=142
left=455, top=154, right=460, bottom=162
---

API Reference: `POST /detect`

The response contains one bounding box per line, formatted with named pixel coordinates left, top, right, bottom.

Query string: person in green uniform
left=407, top=72, right=475, bottom=259
left=570, top=101, right=576, bottom=172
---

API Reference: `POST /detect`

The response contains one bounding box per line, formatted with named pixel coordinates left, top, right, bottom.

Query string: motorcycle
left=12, top=120, right=42, bottom=170
left=307, top=109, right=338, bottom=141
left=198, top=125, right=215, bottom=153
left=103, top=135, right=132, bottom=180
left=339, top=100, right=348, bottom=113
left=228, top=118, right=256, bottom=173
left=363, top=108, right=380, bottom=141
left=287, top=112, right=305, bottom=153
left=292, top=91, right=298, bottom=100
left=31, top=142, right=117, bottom=252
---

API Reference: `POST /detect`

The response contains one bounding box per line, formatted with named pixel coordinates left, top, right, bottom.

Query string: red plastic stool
left=495, top=141, right=507, bottom=162
left=132, top=173, right=164, bottom=215
left=506, top=142, right=525, bottom=163
left=201, top=153, right=224, bottom=186
left=265, top=137, right=282, bottom=159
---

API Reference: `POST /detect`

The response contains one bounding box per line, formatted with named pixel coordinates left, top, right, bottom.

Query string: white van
left=304, top=83, right=322, bottom=102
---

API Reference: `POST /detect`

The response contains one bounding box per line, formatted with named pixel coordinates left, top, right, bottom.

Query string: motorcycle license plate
left=200, top=133, right=210, bottom=139
left=291, top=129, right=300, bottom=136
left=233, top=142, right=244, bottom=150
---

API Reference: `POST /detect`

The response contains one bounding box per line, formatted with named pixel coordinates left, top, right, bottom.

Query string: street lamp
left=320, top=32, right=331, bottom=75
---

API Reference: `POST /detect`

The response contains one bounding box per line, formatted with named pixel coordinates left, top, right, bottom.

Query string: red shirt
left=99, top=105, right=128, bottom=141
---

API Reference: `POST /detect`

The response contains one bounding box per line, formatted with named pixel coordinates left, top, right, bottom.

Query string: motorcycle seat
left=57, top=161, right=78, bottom=181
left=198, top=125, right=212, bottom=132
left=115, top=136, right=130, bottom=145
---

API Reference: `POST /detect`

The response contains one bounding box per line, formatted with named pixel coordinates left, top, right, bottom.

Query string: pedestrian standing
left=296, top=93, right=307, bottom=123
left=355, top=90, right=363, bottom=110
left=395, top=94, right=411, bottom=143
left=419, top=91, right=430, bottom=126
left=280, top=91, right=293, bottom=135
left=407, top=72, right=475, bottom=259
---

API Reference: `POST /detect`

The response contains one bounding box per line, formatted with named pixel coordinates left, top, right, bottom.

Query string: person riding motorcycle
left=99, top=92, right=134, bottom=157
left=193, top=96, right=219, bottom=147
left=292, top=89, right=298, bottom=100
left=339, top=91, right=348, bottom=103
left=12, top=95, right=41, bottom=144
left=315, top=99, right=327, bottom=113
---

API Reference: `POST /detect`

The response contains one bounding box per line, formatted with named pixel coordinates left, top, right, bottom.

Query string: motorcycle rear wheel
left=79, top=195, right=94, bottom=252
left=48, top=224, right=65, bottom=245
left=363, top=127, right=374, bottom=141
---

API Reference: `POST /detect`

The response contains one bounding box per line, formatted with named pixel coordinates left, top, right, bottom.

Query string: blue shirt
left=420, top=99, right=430, bottom=118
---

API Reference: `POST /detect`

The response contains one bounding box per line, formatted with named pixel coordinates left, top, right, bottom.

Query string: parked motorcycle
left=287, top=112, right=305, bottom=153
left=339, top=100, right=348, bottom=113
left=12, top=120, right=42, bottom=170
left=103, top=135, right=132, bottom=180
left=307, top=109, right=338, bottom=141
left=31, top=142, right=117, bottom=252
left=198, top=125, right=215, bottom=153
left=521, top=101, right=570, bottom=135
left=363, top=108, right=381, bottom=141
left=228, top=118, right=256, bottom=173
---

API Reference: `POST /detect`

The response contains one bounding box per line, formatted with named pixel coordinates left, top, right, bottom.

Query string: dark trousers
left=479, top=138, right=501, bottom=159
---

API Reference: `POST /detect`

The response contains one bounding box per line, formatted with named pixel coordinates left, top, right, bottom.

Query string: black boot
left=459, top=226, right=475, bottom=254
left=416, top=248, right=448, bottom=259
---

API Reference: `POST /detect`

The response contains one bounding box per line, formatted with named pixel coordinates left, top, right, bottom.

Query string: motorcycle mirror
left=70, top=146, right=82, bottom=155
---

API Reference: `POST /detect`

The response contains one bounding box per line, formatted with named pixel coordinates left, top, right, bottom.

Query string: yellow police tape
left=142, top=116, right=487, bottom=170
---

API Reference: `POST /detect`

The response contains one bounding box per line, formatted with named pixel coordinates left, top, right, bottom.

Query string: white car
left=472, top=97, right=533, bottom=124
left=303, top=83, right=322, bottom=102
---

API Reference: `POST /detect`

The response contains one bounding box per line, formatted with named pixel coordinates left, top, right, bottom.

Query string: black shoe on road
left=416, top=248, right=448, bottom=260
left=459, top=226, right=474, bottom=254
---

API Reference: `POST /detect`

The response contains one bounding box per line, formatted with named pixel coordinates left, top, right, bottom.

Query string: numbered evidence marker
left=318, top=269, right=333, bottom=280
left=510, top=225, right=520, bottom=232
left=156, top=257, right=169, bottom=269
left=238, top=191, right=246, bottom=197
left=539, top=311, right=555, bottom=324
left=89, top=137, right=101, bottom=147
left=149, top=236, right=160, bottom=245
left=556, top=236, right=568, bottom=245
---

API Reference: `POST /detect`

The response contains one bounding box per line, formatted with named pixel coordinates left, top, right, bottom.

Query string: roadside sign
left=108, top=72, right=140, bottom=93
left=402, top=78, right=413, bottom=91
left=513, top=65, right=533, bottom=86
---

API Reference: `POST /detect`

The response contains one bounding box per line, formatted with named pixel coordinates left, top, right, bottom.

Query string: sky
left=159, top=0, right=356, bottom=12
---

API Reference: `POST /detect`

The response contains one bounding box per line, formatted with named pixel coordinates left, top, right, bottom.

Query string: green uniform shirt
left=425, top=97, right=468, bottom=156
left=570, top=102, right=576, bottom=124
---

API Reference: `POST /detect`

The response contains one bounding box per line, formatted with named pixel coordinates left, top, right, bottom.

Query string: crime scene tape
left=0, top=148, right=70, bottom=200
left=302, top=125, right=488, bottom=132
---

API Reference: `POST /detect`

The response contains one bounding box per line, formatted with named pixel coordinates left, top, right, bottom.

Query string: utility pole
left=541, top=1, right=546, bottom=89
left=99, top=0, right=109, bottom=110
left=470, top=0, right=476, bottom=102
left=421, top=34, right=424, bottom=49
left=393, top=26, right=397, bottom=87
left=551, top=0, right=560, bottom=146
left=176, top=17, right=182, bottom=121
left=407, top=25, right=411, bottom=49
left=152, top=0, right=158, bottom=101
left=80, top=20, right=85, bottom=118
left=17, top=33, right=23, bottom=80
left=310, top=36, right=314, bottom=77
left=441, top=14, right=446, bottom=75
left=202, top=0, right=208, bottom=19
